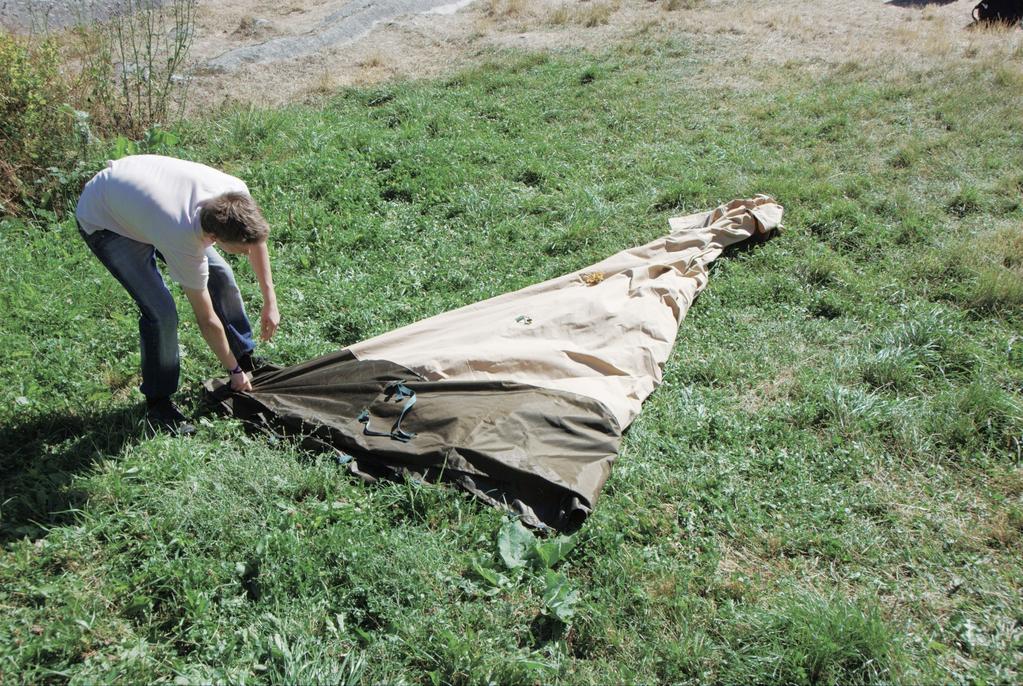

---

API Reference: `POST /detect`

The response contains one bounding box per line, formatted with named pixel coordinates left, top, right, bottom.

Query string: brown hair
left=200, top=192, right=270, bottom=244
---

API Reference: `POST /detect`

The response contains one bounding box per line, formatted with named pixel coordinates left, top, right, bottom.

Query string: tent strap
left=357, top=381, right=418, bottom=443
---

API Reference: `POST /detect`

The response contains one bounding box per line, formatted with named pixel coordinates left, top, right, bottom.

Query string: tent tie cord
left=357, top=381, right=418, bottom=443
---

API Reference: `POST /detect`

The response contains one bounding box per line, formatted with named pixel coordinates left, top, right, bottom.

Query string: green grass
left=2, top=38, right=1022, bottom=684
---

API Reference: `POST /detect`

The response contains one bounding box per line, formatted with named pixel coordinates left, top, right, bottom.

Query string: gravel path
left=205, top=0, right=474, bottom=71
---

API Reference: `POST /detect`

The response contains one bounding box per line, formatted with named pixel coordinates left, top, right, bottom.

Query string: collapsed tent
left=206, top=196, right=784, bottom=530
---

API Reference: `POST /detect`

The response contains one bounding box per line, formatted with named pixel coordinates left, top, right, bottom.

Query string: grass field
left=1, top=32, right=1022, bottom=684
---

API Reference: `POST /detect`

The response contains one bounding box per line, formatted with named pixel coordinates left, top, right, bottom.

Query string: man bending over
left=76, top=154, right=280, bottom=435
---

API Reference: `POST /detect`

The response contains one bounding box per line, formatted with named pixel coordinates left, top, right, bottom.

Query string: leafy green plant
left=493, top=519, right=582, bottom=627
left=497, top=517, right=536, bottom=569
left=542, top=570, right=581, bottom=624
left=496, top=518, right=576, bottom=571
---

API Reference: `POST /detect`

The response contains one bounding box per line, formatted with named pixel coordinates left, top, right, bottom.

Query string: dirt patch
left=739, top=366, right=797, bottom=414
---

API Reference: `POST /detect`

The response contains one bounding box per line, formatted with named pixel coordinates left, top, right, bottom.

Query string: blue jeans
left=79, top=225, right=255, bottom=399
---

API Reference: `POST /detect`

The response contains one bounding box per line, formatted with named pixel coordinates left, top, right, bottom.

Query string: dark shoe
left=145, top=397, right=196, bottom=436
left=238, top=352, right=269, bottom=372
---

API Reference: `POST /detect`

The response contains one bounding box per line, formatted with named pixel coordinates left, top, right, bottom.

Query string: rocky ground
left=1, top=0, right=126, bottom=30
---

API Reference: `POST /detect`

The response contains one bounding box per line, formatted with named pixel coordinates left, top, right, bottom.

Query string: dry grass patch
left=547, top=5, right=571, bottom=25
left=578, top=1, right=616, bottom=27
left=963, top=23, right=1023, bottom=60
left=662, top=0, right=702, bottom=11
left=968, top=267, right=1023, bottom=313
left=993, top=62, right=1023, bottom=90
left=966, top=227, right=1023, bottom=313
left=739, top=367, right=797, bottom=414
left=717, top=540, right=787, bottom=587
left=985, top=506, right=1023, bottom=548
left=991, top=467, right=1023, bottom=498
left=485, top=0, right=529, bottom=18
left=546, top=1, right=620, bottom=28
left=303, top=69, right=339, bottom=96
left=0, top=159, right=22, bottom=214
left=358, top=52, right=387, bottom=68
left=866, top=460, right=1023, bottom=578
left=984, top=228, right=1023, bottom=270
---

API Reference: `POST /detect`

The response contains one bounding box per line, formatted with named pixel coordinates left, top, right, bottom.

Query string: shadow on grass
left=722, top=226, right=778, bottom=259
left=0, top=406, right=142, bottom=543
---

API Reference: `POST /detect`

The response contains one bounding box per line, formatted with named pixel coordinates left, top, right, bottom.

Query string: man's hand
left=230, top=370, right=253, bottom=392
left=248, top=242, right=280, bottom=342
left=260, top=301, right=280, bottom=342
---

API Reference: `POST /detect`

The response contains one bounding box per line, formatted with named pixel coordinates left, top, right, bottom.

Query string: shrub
left=0, top=34, right=83, bottom=214
left=0, top=1, right=198, bottom=216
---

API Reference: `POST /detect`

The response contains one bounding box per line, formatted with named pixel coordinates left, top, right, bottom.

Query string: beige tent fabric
left=350, top=196, right=783, bottom=430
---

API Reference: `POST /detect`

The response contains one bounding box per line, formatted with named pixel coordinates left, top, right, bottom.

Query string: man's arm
left=183, top=287, right=252, bottom=392
left=247, top=242, right=280, bottom=342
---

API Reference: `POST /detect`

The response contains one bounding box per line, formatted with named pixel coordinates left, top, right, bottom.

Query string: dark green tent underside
left=206, top=351, right=622, bottom=531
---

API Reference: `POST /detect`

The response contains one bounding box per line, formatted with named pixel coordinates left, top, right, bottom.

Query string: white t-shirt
left=76, top=155, right=249, bottom=290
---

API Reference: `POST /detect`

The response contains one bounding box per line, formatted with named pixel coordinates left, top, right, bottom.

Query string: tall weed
left=72, top=0, right=198, bottom=137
